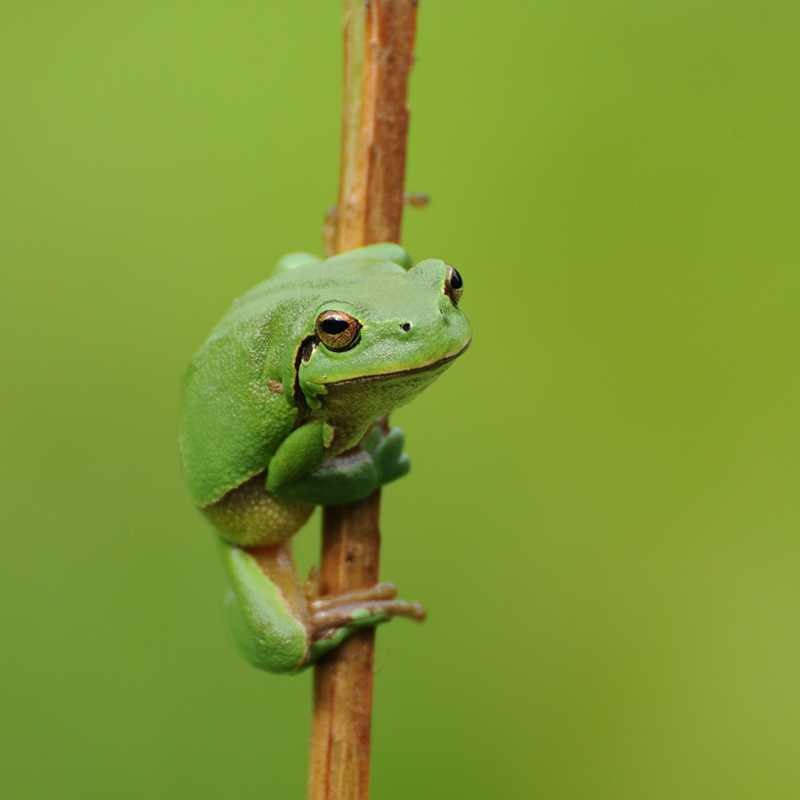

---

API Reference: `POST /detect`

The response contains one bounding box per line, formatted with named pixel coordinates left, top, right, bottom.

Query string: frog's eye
left=315, top=310, right=362, bottom=351
left=444, top=265, right=463, bottom=306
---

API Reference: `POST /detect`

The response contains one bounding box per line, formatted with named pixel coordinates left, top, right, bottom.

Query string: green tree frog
left=180, top=244, right=471, bottom=673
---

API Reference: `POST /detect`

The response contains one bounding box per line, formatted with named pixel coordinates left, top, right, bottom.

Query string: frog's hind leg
left=206, top=472, right=426, bottom=672
left=204, top=473, right=316, bottom=673
left=219, top=538, right=312, bottom=674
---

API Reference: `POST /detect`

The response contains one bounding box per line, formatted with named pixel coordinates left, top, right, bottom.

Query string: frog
left=179, top=243, right=471, bottom=673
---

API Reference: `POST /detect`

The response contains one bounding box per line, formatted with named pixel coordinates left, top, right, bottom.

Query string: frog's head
left=295, top=258, right=471, bottom=412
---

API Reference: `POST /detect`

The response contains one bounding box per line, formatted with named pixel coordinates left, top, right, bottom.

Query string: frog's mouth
left=324, top=336, right=472, bottom=388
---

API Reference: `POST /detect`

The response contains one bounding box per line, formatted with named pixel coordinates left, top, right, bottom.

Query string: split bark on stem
left=308, top=3, right=418, bottom=800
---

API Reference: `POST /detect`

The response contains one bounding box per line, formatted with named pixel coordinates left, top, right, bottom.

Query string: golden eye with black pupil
left=315, top=310, right=362, bottom=351
left=444, top=264, right=464, bottom=305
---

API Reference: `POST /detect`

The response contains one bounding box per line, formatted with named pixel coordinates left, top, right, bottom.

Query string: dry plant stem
left=309, top=3, right=418, bottom=800
left=310, top=496, right=383, bottom=800
left=334, top=0, right=416, bottom=252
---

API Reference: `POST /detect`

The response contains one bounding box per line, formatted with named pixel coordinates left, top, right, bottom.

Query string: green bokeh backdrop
left=2, top=2, right=799, bottom=798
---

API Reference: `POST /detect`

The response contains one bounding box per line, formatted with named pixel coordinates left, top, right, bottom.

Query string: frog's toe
left=309, top=593, right=427, bottom=641
left=373, top=428, right=410, bottom=485
left=310, top=582, right=398, bottom=610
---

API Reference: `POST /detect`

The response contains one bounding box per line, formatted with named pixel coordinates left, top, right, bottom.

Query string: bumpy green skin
left=180, top=244, right=471, bottom=673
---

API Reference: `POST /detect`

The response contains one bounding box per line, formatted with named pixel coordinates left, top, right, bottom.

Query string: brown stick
left=309, top=3, right=418, bottom=800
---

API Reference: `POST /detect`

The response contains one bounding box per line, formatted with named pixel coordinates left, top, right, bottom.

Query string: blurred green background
left=2, top=2, right=798, bottom=798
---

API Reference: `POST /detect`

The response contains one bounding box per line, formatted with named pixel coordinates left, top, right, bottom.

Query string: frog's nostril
left=400, top=322, right=412, bottom=332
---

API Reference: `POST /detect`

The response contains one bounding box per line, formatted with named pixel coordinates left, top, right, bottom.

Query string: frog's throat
left=322, top=336, right=471, bottom=388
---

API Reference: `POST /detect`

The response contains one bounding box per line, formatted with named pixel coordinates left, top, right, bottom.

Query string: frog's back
left=180, top=273, right=305, bottom=507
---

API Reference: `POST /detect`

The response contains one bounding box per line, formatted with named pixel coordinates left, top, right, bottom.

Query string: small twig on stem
left=308, top=3, right=418, bottom=800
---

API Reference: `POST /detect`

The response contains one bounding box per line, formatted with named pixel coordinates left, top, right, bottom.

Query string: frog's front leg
left=219, top=538, right=425, bottom=674
left=267, top=419, right=410, bottom=507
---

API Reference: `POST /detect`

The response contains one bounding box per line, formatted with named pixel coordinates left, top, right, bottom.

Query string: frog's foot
left=309, top=583, right=427, bottom=640
left=276, top=423, right=410, bottom=507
